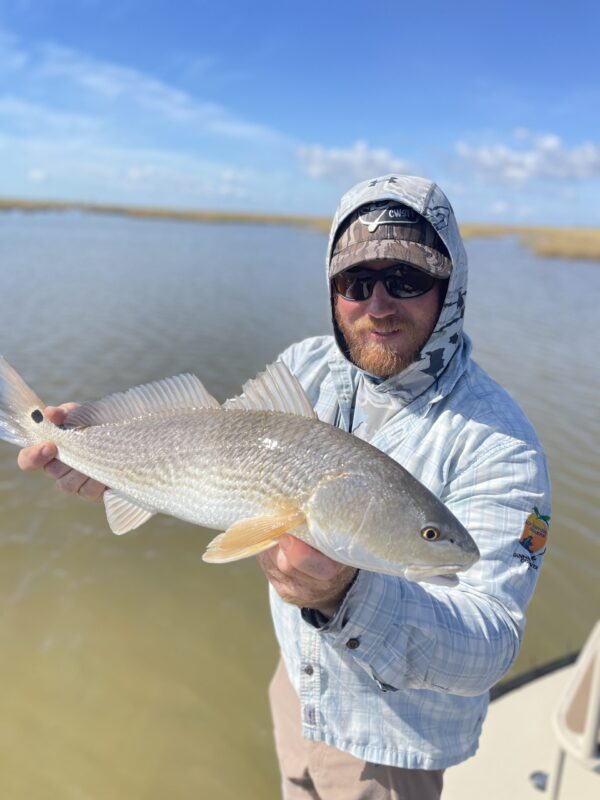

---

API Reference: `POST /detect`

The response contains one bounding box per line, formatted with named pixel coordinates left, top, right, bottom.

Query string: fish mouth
left=404, top=564, right=463, bottom=580
left=403, top=564, right=467, bottom=587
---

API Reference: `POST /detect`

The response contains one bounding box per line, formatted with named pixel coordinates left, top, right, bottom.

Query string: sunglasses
left=332, top=263, right=436, bottom=301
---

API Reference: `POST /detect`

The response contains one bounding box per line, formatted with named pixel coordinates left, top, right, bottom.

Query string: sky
left=1, top=0, right=599, bottom=224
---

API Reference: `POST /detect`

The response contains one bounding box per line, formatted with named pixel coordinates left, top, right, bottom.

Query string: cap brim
left=329, top=239, right=452, bottom=279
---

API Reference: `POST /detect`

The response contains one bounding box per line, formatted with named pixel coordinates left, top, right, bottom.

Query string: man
left=18, top=175, right=551, bottom=799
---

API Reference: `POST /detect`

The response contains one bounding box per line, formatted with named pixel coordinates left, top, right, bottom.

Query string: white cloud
left=516, top=206, right=533, bottom=218
left=27, top=167, right=47, bottom=183
left=0, top=95, right=101, bottom=134
left=0, top=131, right=254, bottom=203
left=297, top=140, right=414, bottom=185
left=0, top=29, right=28, bottom=71
left=512, top=127, right=530, bottom=141
left=39, top=43, right=195, bottom=109
left=457, top=132, right=600, bottom=183
left=490, top=200, right=508, bottom=214
left=122, top=160, right=246, bottom=197
left=0, top=29, right=283, bottom=145
left=536, top=134, right=562, bottom=151
left=35, top=42, right=281, bottom=142
left=0, top=28, right=304, bottom=208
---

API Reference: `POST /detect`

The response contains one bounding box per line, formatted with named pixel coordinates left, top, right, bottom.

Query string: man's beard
left=334, top=306, right=434, bottom=379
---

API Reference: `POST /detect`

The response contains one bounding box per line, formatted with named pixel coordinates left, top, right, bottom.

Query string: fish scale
left=49, top=411, right=347, bottom=526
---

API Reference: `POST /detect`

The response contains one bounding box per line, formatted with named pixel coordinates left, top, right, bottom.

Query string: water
left=0, top=213, right=598, bottom=798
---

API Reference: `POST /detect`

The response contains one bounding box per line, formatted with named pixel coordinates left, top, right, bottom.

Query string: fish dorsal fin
left=64, top=373, right=220, bottom=428
left=223, top=362, right=316, bottom=418
left=202, top=509, right=307, bottom=563
left=104, top=490, right=156, bottom=535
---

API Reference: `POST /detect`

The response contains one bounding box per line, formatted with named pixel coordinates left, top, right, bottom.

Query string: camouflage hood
left=326, top=174, right=469, bottom=405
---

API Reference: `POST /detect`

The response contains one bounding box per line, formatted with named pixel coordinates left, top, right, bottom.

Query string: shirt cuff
left=312, top=569, right=415, bottom=681
left=300, top=569, right=361, bottom=630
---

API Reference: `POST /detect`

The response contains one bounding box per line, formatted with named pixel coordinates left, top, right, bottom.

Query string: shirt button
left=304, top=664, right=314, bottom=675
left=346, top=637, right=360, bottom=650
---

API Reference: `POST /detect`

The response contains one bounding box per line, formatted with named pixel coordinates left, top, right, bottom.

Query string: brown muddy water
left=0, top=212, right=598, bottom=799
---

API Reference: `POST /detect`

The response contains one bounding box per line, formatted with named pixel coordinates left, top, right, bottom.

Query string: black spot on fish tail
left=31, top=409, right=43, bottom=423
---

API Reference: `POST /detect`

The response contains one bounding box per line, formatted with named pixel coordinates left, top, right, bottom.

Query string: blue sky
left=1, top=0, right=599, bottom=223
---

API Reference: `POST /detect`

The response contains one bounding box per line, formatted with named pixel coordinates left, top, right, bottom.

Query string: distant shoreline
left=1, top=197, right=599, bottom=262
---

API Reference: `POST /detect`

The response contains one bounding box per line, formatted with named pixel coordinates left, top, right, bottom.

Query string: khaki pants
left=269, top=659, right=444, bottom=800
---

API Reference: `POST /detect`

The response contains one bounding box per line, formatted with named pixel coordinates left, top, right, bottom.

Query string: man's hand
left=17, top=404, right=106, bottom=501
left=256, top=535, right=357, bottom=618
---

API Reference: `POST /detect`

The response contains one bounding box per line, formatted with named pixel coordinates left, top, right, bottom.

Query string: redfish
left=0, top=357, right=479, bottom=582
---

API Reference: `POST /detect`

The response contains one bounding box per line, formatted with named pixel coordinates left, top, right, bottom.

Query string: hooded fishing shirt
left=270, top=175, right=551, bottom=770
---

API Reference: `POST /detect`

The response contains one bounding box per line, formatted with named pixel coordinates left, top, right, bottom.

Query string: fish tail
left=0, top=357, right=46, bottom=447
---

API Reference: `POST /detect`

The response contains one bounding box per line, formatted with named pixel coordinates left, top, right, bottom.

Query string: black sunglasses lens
left=333, top=273, right=373, bottom=300
left=385, top=271, right=435, bottom=298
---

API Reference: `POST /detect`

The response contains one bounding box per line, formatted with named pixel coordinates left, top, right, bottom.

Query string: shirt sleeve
left=312, top=437, right=551, bottom=697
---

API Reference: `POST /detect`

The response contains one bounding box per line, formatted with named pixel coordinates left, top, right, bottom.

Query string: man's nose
left=366, top=280, right=399, bottom=317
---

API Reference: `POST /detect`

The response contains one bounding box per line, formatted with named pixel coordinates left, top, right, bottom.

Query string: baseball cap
left=329, top=201, right=452, bottom=279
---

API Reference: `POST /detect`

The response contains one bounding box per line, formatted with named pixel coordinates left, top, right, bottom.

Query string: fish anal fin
left=104, top=489, right=156, bottom=535
left=202, top=509, right=306, bottom=563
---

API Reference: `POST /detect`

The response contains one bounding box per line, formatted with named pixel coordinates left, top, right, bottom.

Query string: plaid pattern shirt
left=270, top=333, right=551, bottom=770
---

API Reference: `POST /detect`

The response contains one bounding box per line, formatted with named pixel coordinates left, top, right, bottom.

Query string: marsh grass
left=460, top=224, right=600, bottom=262
left=0, top=197, right=332, bottom=233
left=2, top=198, right=599, bottom=261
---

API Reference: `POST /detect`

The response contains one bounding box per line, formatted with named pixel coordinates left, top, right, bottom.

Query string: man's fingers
left=43, top=459, right=72, bottom=479
left=17, top=404, right=79, bottom=471
left=43, top=459, right=105, bottom=500
left=77, top=478, right=106, bottom=501
left=17, top=428, right=105, bottom=500
left=55, top=469, right=93, bottom=496
left=17, top=442, right=58, bottom=471
left=277, top=535, right=340, bottom=580
left=256, top=539, right=357, bottom=614
left=16, top=401, right=102, bottom=500
left=44, top=403, right=78, bottom=425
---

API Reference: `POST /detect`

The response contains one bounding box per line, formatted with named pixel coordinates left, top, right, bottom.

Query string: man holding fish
left=14, top=175, right=551, bottom=799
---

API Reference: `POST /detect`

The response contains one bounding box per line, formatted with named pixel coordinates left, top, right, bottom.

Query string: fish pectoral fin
left=104, top=490, right=156, bottom=535
left=202, top=510, right=306, bottom=563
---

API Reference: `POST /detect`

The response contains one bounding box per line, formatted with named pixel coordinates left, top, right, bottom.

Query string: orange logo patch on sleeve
left=519, top=507, right=550, bottom=554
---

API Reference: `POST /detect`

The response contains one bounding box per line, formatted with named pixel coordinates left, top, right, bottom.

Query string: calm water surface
left=0, top=213, right=598, bottom=799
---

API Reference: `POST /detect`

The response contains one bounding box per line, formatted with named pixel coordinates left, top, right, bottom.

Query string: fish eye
left=421, top=526, right=441, bottom=542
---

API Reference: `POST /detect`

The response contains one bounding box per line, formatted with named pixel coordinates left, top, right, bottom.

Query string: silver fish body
left=0, top=357, right=479, bottom=581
